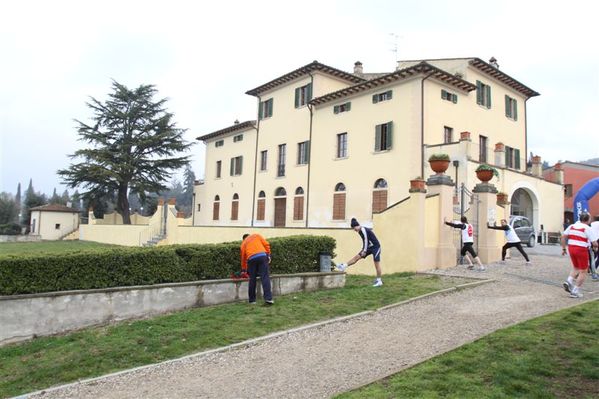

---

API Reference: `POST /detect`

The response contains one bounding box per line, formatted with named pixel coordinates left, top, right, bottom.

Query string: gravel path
left=27, top=249, right=599, bottom=399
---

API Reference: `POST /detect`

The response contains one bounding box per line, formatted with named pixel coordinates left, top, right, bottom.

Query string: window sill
left=372, top=149, right=392, bottom=155
left=295, top=163, right=308, bottom=167
left=334, top=156, right=349, bottom=161
left=477, top=104, right=491, bottom=110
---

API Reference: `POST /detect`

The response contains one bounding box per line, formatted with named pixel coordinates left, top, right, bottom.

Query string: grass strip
left=0, top=273, right=470, bottom=398
left=0, top=241, right=118, bottom=257
left=338, top=300, right=599, bottom=399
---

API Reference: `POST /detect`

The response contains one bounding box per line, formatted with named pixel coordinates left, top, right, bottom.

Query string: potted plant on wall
left=475, top=164, right=499, bottom=182
left=428, top=153, right=451, bottom=174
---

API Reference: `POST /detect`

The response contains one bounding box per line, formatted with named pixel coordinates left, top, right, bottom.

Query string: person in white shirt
left=561, top=213, right=599, bottom=298
left=487, top=219, right=531, bottom=264
left=444, top=216, right=485, bottom=271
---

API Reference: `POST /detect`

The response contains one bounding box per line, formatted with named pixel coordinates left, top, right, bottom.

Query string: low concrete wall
left=0, top=272, right=345, bottom=346
left=0, top=235, right=41, bottom=243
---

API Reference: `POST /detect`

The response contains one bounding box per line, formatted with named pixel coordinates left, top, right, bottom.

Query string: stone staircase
left=60, top=228, right=80, bottom=241
left=143, top=234, right=166, bottom=247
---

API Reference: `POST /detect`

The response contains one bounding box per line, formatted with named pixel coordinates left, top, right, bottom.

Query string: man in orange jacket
left=240, top=233, right=273, bottom=305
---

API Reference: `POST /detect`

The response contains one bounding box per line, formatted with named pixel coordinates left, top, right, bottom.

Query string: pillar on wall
left=531, top=155, right=543, bottom=177
left=460, top=131, right=471, bottom=160
left=473, top=183, right=501, bottom=263
left=554, top=163, right=564, bottom=184
left=494, top=142, right=506, bottom=168
left=88, top=207, right=96, bottom=225
left=427, top=173, right=456, bottom=268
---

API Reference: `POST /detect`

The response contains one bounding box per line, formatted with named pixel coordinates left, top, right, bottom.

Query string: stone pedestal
left=427, top=175, right=457, bottom=268
left=473, top=184, right=501, bottom=264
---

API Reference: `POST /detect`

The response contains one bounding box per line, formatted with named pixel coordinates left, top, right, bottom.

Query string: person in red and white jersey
left=444, top=216, right=485, bottom=271
left=561, top=213, right=599, bottom=298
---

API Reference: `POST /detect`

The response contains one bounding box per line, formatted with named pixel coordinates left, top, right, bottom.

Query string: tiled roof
left=309, top=62, right=476, bottom=106
left=245, top=61, right=367, bottom=97
left=468, top=58, right=539, bottom=98
left=196, top=120, right=256, bottom=142
left=29, top=204, right=80, bottom=213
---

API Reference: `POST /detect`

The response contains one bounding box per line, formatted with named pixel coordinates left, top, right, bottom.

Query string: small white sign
left=487, top=207, right=496, bottom=225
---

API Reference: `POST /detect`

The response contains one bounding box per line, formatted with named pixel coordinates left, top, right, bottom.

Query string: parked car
left=509, top=216, right=536, bottom=247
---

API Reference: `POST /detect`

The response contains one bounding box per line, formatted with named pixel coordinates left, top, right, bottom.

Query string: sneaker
left=477, top=266, right=486, bottom=272
left=562, top=281, right=572, bottom=293
left=499, top=260, right=506, bottom=264
left=525, top=261, right=532, bottom=266
left=336, top=263, right=347, bottom=272
left=569, top=289, right=583, bottom=298
left=249, top=301, right=257, bottom=305
left=466, top=264, right=474, bottom=270
left=592, top=274, right=599, bottom=281
left=372, top=279, right=383, bottom=287
left=265, top=300, right=274, bottom=305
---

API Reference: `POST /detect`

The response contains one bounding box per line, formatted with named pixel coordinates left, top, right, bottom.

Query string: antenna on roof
left=389, top=33, right=399, bottom=64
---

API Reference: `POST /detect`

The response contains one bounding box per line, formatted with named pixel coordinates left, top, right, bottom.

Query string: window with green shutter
left=375, top=121, right=393, bottom=151
left=334, top=102, right=351, bottom=114
left=514, top=149, right=521, bottom=170
left=476, top=81, right=491, bottom=108
left=372, top=90, right=393, bottom=104
left=295, top=83, right=312, bottom=108
left=505, top=95, right=518, bottom=120
left=259, top=98, right=273, bottom=119
left=441, top=89, right=458, bottom=104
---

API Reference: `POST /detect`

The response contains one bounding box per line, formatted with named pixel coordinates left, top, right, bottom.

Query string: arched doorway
left=274, top=187, right=286, bottom=227
left=510, top=188, right=533, bottom=223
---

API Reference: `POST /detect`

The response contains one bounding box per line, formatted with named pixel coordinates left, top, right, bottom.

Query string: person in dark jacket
left=336, top=218, right=383, bottom=287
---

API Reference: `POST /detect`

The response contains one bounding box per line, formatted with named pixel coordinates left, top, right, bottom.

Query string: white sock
left=567, top=276, right=575, bottom=285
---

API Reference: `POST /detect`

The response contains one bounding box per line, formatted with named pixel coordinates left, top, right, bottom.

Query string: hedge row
left=0, top=223, right=21, bottom=235
left=0, top=235, right=336, bottom=295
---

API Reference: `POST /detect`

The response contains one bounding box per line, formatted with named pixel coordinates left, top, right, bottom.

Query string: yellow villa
left=193, top=57, right=563, bottom=234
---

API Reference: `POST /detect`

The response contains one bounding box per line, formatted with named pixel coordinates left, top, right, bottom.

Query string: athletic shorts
left=364, top=246, right=381, bottom=262
left=568, top=245, right=589, bottom=270
left=461, top=242, right=477, bottom=257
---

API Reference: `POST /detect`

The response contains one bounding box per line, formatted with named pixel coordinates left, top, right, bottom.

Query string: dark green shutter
left=259, top=101, right=263, bottom=119
left=375, top=124, right=382, bottom=151
left=486, top=85, right=492, bottom=108
left=387, top=90, right=393, bottom=100
left=514, top=149, right=520, bottom=170
left=306, top=141, right=310, bottom=163
left=239, top=157, right=243, bottom=175
left=346, top=102, right=351, bottom=111
left=476, top=81, right=482, bottom=105
left=230, top=158, right=234, bottom=176
left=386, top=122, right=393, bottom=149
left=441, top=89, right=446, bottom=99
left=452, top=94, right=457, bottom=104
left=334, top=105, right=339, bottom=114
left=269, top=99, right=273, bottom=117
left=307, top=83, right=313, bottom=102
left=513, top=99, right=518, bottom=121
left=505, top=147, right=510, bottom=167
left=295, top=88, right=300, bottom=108
left=372, top=94, right=379, bottom=104
left=505, top=95, right=510, bottom=117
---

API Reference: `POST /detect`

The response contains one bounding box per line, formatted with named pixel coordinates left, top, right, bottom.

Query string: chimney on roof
left=234, top=119, right=239, bottom=125
left=353, top=61, right=363, bottom=76
left=489, top=57, right=499, bottom=69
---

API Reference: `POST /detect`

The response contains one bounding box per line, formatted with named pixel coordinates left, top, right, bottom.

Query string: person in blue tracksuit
left=336, top=218, right=383, bottom=287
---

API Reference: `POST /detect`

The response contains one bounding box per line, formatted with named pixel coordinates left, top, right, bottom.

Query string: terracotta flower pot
left=476, top=169, right=493, bottom=182
left=497, top=193, right=508, bottom=204
left=429, top=160, right=450, bottom=174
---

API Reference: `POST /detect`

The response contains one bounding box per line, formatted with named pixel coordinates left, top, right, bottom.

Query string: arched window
left=373, top=178, right=388, bottom=189
left=294, top=187, right=304, bottom=220
left=275, top=187, right=287, bottom=197
left=213, top=195, right=220, bottom=220
left=333, top=182, right=346, bottom=220
left=372, top=178, right=388, bottom=213
left=231, top=193, right=239, bottom=220
left=257, top=191, right=266, bottom=220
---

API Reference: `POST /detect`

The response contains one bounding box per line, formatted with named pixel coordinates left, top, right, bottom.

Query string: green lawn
left=338, top=300, right=599, bottom=399
left=0, top=273, right=470, bottom=398
left=0, top=240, right=118, bottom=257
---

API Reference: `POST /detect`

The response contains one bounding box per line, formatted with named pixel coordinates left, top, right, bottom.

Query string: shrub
left=0, top=235, right=336, bottom=295
left=428, top=153, right=450, bottom=162
left=0, top=223, right=21, bottom=235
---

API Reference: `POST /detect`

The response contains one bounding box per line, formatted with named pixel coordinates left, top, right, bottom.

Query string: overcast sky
left=1, top=0, right=598, bottom=197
